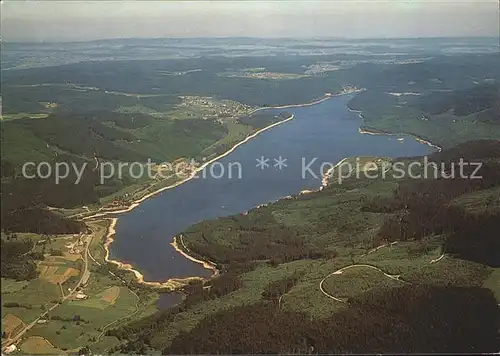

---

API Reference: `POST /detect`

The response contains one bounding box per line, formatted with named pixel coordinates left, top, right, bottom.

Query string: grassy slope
left=349, top=84, right=500, bottom=149
left=3, top=53, right=500, bottom=352
left=184, top=176, right=398, bottom=257
left=1, top=223, right=160, bottom=353
left=114, top=155, right=499, bottom=351
left=361, top=108, right=500, bottom=149
left=451, top=188, right=500, bottom=302
left=1, top=91, right=294, bottom=218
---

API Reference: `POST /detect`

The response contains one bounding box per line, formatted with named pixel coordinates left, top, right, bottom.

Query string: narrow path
left=86, top=227, right=127, bottom=284
left=2, top=227, right=141, bottom=352
left=2, top=235, right=92, bottom=351
left=96, top=289, right=140, bottom=343
left=20, top=240, right=37, bottom=257
left=319, top=244, right=446, bottom=303
left=278, top=294, right=285, bottom=309
left=59, top=283, right=65, bottom=299
left=430, top=252, right=446, bottom=264
left=86, top=228, right=141, bottom=346
left=319, top=264, right=403, bottom=302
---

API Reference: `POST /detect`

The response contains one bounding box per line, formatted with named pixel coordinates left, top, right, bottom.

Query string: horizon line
left=4, top=35, right=499, bottom=45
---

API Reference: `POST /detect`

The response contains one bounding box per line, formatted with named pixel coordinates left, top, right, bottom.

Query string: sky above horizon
left=1, top=1, right=499, bottom=42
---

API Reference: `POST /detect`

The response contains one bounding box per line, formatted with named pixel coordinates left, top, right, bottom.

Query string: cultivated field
left=39, top=262, right=80, bottom=285
left=2, top=314, right=25, bottom=339
left=19, top=336, right=60, bottom=355
left=100, top=286, right=121, bottom=304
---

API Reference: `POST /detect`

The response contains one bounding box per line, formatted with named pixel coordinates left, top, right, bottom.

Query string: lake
left=110, top=93, right=436, bottom=284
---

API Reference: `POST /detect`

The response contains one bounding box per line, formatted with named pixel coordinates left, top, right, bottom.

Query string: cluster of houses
left=179, top=96, right=250, bottom=118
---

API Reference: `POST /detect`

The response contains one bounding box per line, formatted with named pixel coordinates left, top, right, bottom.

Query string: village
left=177, top=96, right=252, bottom=119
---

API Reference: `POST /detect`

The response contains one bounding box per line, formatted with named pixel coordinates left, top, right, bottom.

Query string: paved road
left=2, top=235, right=92, bottom=351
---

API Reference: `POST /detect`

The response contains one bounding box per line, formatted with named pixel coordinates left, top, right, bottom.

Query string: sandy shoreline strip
left=94, top=112, right=300, bottom=288
left=243, top=153, right=347, bottom=211
left=247, top=95, right=331, bottom=116
left=83, top=113, right=297, bottom=221
left=102, top=218, right=204, bottom=290
left=321, top=157, right=350, bottom=188
left=347, top=107, right=363, bottom=114
left=170, top=235, right=219, bottom=276
left=88, top=90, right=364, bottom=287
left=92, top=88, right=441, bottom=288
left=347, top=106, right=442, bottom=153
left=84, top=90, right=363, bottom=221
left=358, top=127, right=442, bottom=152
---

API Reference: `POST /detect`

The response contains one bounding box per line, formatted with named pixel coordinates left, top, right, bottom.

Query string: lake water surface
left=110, top=94, right=436, bottom=284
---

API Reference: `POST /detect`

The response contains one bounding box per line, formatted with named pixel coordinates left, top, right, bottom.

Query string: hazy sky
left=2, top=1, right=499, bottom=42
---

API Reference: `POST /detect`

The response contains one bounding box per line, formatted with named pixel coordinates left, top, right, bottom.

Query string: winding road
left=318, top=244, right=446, bottom=303
left=95, top=289, right=140, bottom=344
left=319, top=264, right=404, bottom=302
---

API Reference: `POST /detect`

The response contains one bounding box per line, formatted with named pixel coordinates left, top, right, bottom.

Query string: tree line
left=1, top=239, right=40, bottom=280
left=165, top=285, right=499, bottom=354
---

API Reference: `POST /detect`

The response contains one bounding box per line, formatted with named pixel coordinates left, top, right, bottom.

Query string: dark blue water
left=110, top=94, right=436, bottom=282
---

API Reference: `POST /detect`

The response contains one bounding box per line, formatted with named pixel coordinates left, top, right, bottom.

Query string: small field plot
left=2, top=313, right=25, bottom=339
left=1, top=278, right=30, bottom=293
left=1, top=279, right=60, bottom=322
left=39, top=260, right=80, bottom=285
left=2, top=278, right=60, bottom=305
left=100, top=286, right=120, bottom=304
left=54, top=253, right=82, bottom=262
left=321, top=266, right=402, bottom=301
left=68, top=286, right=121, bottom=310
left=263, top=259, right=354, bottom=318
left=201, top=121, right=254, bottom=156
left=87, top=220, right=110, bottom=263
left=88, top=336, right=122, bottom=354
left=19, top=336, right=61, bottom=355
left=27, top=287, right=138, bottom=350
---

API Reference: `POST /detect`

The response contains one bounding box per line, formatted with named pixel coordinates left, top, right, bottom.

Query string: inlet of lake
left=110, top=93, right=436, bottom=307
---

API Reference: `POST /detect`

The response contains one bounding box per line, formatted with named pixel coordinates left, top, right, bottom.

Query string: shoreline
left=299, top=157, right=350, bottom=195
left=83, top=113, right=297, bottom=221
left=321, top=157, right=350, bottom=188
left=347, top=105, right=442, bottom=153
left=358, top=127, right=442, bottom=152
left=242, top=195, right=294, bottom=215
left=245, top=91, right=352, bottom=116
left=170, top=235, right=219, bottom=276
left=87, top=90, right=363, bottom=288
left=244, top=153, right=348, bottom=213
left=102, top=218, right=204, bottom=290
left=84, top=90, right=363, bottom=221
left=90, top=88, right=441, bottom=289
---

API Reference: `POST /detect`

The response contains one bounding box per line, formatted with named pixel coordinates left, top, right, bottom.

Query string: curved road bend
left=319, top=246, right=447, bottom=302
left=319, top=264, right=404, bottom=302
